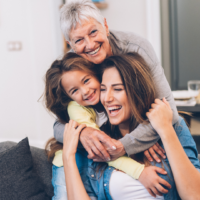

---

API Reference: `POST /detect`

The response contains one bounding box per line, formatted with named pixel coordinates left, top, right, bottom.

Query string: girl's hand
left=63, top=120, right=86, bottom=159
left=138, top=166, right=171, bottom=197
left=144, top=142, right=166, bottom=162
left=146, top=98, right=173, bottom=134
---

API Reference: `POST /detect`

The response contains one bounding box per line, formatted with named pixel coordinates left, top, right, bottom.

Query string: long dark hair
left=100, top=52, right=156, bottom=133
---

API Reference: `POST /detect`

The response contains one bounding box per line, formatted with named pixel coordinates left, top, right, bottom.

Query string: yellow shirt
left=53, top=101, right=145, bottom=179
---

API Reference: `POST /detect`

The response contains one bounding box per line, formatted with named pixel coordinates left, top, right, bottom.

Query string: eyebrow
left=71, top=25, right=97, bottom=42
left=101, top=83, right=124, bottom=87
left=68, top=75, right=90, bottom=94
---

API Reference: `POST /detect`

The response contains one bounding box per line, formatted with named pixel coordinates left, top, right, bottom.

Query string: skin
left=101, top=67, right=132, bottom=136
left=68, top=18, right=112, bottom=64
left=146, top=98, right=200, bottom=200
left=61, top=70, right=100, bottom=107
left=66, top=17, right=165, bottom=163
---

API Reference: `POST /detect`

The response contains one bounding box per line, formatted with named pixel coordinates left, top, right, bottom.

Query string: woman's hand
left=144, top=142, right=166, bottom=162
left=138, top=166, right=171, bottom=197
left=146, top=98, right=173, bottom=135
left=63, top=120, right=86, bottom=160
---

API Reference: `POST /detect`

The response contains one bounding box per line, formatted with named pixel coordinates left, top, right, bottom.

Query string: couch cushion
left=0, top=137, right=49, bottom=200
left=0, top=140, right=54, bottom=198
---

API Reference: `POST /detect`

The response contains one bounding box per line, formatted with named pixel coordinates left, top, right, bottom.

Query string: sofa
left=0, top=138, right=53, bottom=200
left=0, top=137, right=200, bottom=200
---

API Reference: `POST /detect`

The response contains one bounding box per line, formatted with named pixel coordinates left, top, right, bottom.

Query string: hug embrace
left=44, top=1, right=200, bottom=200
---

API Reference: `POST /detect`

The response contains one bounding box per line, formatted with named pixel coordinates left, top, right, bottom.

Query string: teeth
left=87, top=47, right=100, bottom=55
left=108, top=106, right=122, bottom=111
left=85, top=92, right=94, bottom=100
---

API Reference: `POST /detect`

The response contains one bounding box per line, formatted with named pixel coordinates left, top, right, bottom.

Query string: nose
left=85, top=36, right=95, bottom=50
left=104, top=88, right=114, bottom=103
left=81, top=85, right=89, bottom=96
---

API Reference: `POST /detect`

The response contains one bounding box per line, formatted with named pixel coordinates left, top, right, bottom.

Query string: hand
left=63, top=120, right=86, bottom=159
left=144, top=142, right=166, bottom=162
left=93, top=139, right=126, bottom=162
left=138, top=166, right=171, bottom=197
left=80, top=127, right=117, bottom=162
left=146, top=98, right=173, bottom=134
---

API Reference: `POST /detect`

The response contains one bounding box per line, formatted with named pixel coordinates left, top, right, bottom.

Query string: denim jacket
left=76, top=117, right=200, bottom=200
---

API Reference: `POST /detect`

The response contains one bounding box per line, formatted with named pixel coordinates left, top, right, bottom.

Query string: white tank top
left=109, top=170, right=164, bottom=200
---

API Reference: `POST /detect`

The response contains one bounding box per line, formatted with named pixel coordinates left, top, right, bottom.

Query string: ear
left=66, top=40, right=71, bottom=46
left=104, top=18, right=109, bottom=35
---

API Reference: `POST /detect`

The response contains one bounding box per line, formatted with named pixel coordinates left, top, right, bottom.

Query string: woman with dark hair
left=46, top=52, right=200, bottom=200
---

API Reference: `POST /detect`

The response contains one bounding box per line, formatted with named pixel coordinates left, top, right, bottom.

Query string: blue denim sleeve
left=174, top=117, right=200, bottom=169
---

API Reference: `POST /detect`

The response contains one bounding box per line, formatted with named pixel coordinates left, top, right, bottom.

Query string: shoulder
left=110, top=30, right=158, bottom=66
left=67, top=101, right=96, bottom=117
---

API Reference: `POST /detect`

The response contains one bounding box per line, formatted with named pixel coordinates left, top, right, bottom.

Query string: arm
left=53, top=120, right=65, bottom=143
left=68, top=102, right=145, bottom=180
left=147, top=98, right=200, bottom=200
left=119, top=37, right=179, bottom=156
left=62, top=120, right=93, bottom=200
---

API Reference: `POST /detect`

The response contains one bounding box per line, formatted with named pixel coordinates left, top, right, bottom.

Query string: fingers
left=84, top=144, right=95, bottom=159
left=153, top=143, right=166, bottom=159
left=151, top=187, right=163, bottom=196
left=156, top=142, right=165, bottom=154
left=75, top=124, right=86, bottom=134
left=154, top=166, right=167, bottom=175
left=97, top=132, right=116, bottom=150
left=155, top=184, right=169, bottom=194
left=149, top=147, right=161, bottom=162
left=163, top=97, right=171, bottom=109
left=144, top=150, right=153, bottom=162
left=93, top=139, right=111, bottom=161
left=93, top=158, right=106, bottom=162
left=159, top=177, right=172, bottom=189
left=147, top=188, right=156, bottom=198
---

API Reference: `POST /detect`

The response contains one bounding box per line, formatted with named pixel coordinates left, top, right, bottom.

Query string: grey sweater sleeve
left=119, top=35, right=179, bottom=156
left=53, top=120, right=65, bottom=143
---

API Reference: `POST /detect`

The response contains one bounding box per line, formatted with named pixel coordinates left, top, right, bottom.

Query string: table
left=177, top=104, right=200, bottom=127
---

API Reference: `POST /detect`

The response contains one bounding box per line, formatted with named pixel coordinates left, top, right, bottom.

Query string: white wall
left=0, top=0, right=161, bottom=148
left=0, top=0, right=63, bottom=148
left=101, top=0, right=161, bottom=62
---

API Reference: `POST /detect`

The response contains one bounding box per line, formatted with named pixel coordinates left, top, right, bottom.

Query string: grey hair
left=60, top=0, right=105, bottom=41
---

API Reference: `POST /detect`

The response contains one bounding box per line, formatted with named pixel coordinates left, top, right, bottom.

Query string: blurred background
left=0, top=0, right=200, bottom=149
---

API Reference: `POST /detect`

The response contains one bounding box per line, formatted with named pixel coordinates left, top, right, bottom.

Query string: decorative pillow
left=0, top=137, right=49, bottom=200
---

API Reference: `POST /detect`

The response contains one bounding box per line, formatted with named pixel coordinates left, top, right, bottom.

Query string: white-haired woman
left=55, top=0, right=179, bottom=164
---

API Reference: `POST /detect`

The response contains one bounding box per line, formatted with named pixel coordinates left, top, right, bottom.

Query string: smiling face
left=100, top=67, right=132, bottom=132
left=61, top=70, right=100, bottom=107
left=68, top=18, right=112, bottom=64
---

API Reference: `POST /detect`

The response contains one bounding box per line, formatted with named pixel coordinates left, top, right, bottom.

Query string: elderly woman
left=54, top=0, right=179, bottom=163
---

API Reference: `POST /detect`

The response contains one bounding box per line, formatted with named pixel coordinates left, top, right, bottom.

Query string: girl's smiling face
left=100, top=67, right=132, bottom=130
left=61, top=70, right=100, bottom=107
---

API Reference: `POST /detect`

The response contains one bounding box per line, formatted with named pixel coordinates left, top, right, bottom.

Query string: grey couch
left=0, top=140, right=54, bottom=199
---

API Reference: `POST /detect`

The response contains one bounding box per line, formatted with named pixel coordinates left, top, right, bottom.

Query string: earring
left=107, top=32, right=110, bottom=36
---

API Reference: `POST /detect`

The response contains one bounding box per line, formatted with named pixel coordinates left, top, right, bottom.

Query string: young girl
left=45, top=52, right=170, bottom=199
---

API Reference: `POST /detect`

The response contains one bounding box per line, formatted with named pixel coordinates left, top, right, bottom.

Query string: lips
left=86, top=46, right=101, bottom=56
left=85, top=90, right=96, bottom=101
left=107, top=105, right=122, bottom=116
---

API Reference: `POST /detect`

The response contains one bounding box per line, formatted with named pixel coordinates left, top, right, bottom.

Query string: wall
left=0, top=0, right=63, bottom=148
left=101, top=0, right=161, bottom=62
left=0, top=0, right=161, bottom=148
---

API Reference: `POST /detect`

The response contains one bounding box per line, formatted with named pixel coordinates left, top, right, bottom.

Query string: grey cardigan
left=53, top=30, right=179, bottom=156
